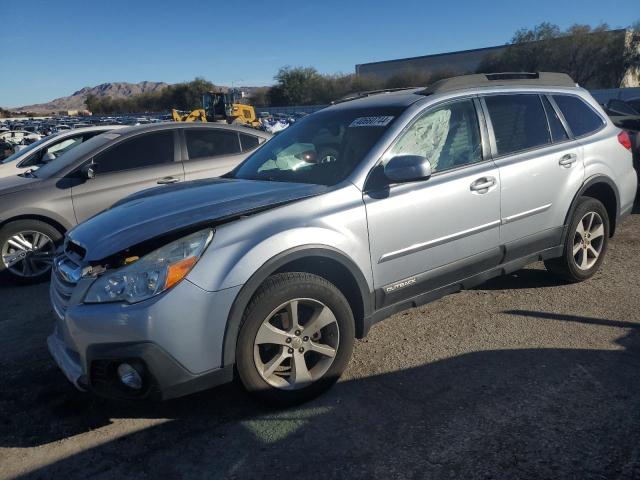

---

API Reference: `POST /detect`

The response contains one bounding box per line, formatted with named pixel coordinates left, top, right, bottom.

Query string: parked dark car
left=601, top=99, right=640, bottom=187
left=0, top=123, right=271, bottom=283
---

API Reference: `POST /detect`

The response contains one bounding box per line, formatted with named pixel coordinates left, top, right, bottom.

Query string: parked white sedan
left=0, top=130, right=41, bottom=145
left=0, top=126, right=123, bottom=179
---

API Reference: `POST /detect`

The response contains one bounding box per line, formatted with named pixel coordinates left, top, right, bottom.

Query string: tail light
left=618, top=131, right=632, bottom=150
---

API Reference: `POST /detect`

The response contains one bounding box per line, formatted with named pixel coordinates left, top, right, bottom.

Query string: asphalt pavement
left=1, top=206, right=639, bottom=480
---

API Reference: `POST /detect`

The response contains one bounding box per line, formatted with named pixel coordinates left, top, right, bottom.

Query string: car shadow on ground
left=476, top=267, right=570, bottom=290
left=2, top=310, right=640, bottom=479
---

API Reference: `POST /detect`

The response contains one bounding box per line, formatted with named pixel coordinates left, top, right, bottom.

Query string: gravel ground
left=1, top=208, right=639, bottom=480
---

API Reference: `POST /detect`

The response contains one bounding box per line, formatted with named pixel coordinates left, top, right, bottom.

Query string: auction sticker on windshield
left=349, top=116, right=394, bottom=127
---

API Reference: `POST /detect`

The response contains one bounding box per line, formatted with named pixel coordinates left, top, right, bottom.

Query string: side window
left=239, top=133, right=260, bottom=152
left=46, top=136, right=83, bottom=157
left=95, top=131, right=174, bottom=174
left=553, top=95, right=604, bottom=137
left=388, top=98, right=482, bottom=173
left=541, top=96, right=569, bottom=142
left=185, top=129, right=241, bottom=160
left=485, top=94, right=551, bottom=155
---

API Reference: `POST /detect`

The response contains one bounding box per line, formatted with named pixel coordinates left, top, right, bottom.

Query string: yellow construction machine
left=171, top=90, right=261, bottom=128
left=171, top=109, right=207, bottom=122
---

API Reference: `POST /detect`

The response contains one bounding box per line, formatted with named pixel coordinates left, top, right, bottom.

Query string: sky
left=0, top=0, right=635, bottom=107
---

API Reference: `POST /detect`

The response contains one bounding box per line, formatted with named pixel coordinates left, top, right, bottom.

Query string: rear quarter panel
left=581, top=123, right=637, bottom=216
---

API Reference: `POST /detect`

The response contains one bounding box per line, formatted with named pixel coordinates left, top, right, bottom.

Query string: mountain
left=12, top=81, right=169, bottom=113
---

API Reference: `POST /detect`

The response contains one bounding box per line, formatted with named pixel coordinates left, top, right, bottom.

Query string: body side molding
left=378, top=219, right=501, bottom=263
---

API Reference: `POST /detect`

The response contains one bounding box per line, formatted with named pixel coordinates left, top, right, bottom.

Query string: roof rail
left=420, top=72, right=577, bottom=95
left=332, top=87, right=419, bottom=105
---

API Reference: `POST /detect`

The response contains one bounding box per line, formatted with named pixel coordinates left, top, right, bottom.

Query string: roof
left=421, top=72, right=577, bottom=95
left=113, top=122, right=272, bottom=139
left=325, top=72, right=578, bottom=110
left=324, top=87, right=425, bottom=110
left=55, top=125, right=123, bottom=136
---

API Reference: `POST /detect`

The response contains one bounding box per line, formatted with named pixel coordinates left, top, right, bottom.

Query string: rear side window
left=239, top=133, right=260, bottom=152
left=541, top=96, right=569, bottom=142
left=485, top=94, right=551, bottom=155
left=553, top=95, right=604, bottom=137
left=96, top=131, right=174, bottom=174
left=185, top=129, right=241, bottom=159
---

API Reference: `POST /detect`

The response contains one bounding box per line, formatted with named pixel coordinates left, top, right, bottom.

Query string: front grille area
left=51, top=254, right=80, bottom=320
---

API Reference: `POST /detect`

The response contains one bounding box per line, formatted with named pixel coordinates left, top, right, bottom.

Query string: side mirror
left=81, top=162, right=98, bottom=179
left=384, top=154, right=432, bottom=183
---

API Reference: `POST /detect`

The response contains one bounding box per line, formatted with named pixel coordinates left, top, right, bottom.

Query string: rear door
left=182, top=128, right=257, bottom=180
left=71, top=130, right=183, bottom=222
left=482, top=93, right=585, bottom=248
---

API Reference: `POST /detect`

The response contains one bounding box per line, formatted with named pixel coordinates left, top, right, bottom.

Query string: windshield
left=1, top=135, right=51, bottom=164
left=34, top=133, right=116, bottom=178
left=231, top=107, right=403, bottom=185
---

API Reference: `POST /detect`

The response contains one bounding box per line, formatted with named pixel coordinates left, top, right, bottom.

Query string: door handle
left=157, top=176, right=180, bottom=184
left=559, top=153, right=578, bottom=168
left=470, top=176, right=496, bottom=193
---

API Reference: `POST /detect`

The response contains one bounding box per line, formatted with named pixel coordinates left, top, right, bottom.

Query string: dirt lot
left=1, top=208, right=640, bottom=480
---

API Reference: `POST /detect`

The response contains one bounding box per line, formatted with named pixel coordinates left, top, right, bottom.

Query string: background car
left=599, top=98, right=640, bottom=188
left=0, top=130, right=41, bottom=146
left=0, top=126, right=124, bottom=178
left=0, top=123, right=271, bottom=283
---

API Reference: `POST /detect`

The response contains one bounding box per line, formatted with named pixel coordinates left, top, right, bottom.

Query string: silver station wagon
left=48, top=73, right=637, bottom=405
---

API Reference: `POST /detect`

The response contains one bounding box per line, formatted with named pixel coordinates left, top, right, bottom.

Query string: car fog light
left=117, top=363, right=143, bottom=390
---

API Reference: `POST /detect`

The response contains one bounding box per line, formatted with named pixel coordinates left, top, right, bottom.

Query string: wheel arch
left=563, top=175, right=620, bottom=240
left=0, top=213, right=70, bottom=236
left=221, top=245, right=374, bottom=367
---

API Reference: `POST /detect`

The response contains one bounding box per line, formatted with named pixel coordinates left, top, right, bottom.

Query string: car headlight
left=84, top=229, right=213, bottom=304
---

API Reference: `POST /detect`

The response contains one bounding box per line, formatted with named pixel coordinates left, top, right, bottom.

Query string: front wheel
left=544, top=197, right=609, bottom=282
left=0, top=219, right=62, bottom=284
left=236, top=272, right=355, bottom=405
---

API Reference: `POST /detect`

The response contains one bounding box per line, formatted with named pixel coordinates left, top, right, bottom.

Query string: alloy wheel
left=1, top=230, right=55, bottom=277
left=572, top=211, right=605, bottom=271
left=253, top=298, right=340, bottom=390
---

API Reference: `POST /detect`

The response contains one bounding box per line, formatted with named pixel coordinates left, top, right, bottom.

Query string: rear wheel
left=236, top=272, right=354, bottom=406
left=544, top=197, right=609, bottom=282
left=0, top=220, right=62, bottom=284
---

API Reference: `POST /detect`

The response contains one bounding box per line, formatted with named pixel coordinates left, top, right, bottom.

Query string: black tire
left=544, top=197, right=609, bottom=282
left=0, top=219, right=63, bottom=285
left=236, top=272, right=355, bottom=406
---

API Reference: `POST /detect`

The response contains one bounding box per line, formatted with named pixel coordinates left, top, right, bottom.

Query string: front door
left=71, top=130, right=183, bottom=223
left=364, top=97, right=502, bottom=308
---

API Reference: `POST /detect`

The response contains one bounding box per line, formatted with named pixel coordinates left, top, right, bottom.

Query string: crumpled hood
left=0, top=173, right=39, bottom=195
left=68, top=178, right=328, bottom=261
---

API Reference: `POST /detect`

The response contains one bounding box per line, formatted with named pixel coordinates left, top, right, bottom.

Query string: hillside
left=12, top=81, right=169, bottom=113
